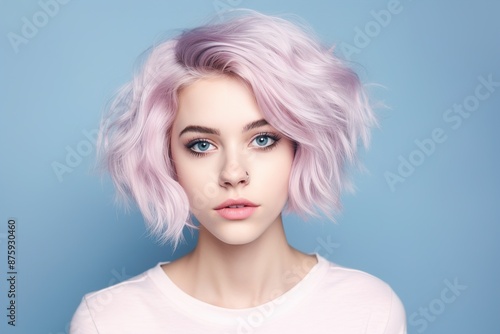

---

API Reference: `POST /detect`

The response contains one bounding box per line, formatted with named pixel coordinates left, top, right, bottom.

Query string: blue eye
left=252, top=135, right=276, bottom=148
left=190, top=141, right=213, bottom=152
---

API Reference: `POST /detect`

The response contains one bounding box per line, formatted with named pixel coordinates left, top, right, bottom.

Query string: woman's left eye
left=251, top=135, right=276, bottom=148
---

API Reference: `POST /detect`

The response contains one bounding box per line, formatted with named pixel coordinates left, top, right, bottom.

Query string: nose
left=218, top=160, right=250, bottom=188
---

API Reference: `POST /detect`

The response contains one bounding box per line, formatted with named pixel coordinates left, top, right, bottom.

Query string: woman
left=70, top=10, right=407, bottom=333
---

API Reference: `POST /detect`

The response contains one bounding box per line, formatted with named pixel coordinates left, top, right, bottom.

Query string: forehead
left=173, top=76, right=264, bottom=131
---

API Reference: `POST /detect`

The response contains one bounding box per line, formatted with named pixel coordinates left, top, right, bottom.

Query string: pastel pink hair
left=98, top=10, right=376, bottom=248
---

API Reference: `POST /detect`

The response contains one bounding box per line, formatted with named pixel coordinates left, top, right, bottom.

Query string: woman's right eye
left=188, top=140, right=215, bottom=153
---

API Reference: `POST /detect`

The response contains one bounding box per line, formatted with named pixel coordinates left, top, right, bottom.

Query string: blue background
left=1, top=0, right=499, bottom=333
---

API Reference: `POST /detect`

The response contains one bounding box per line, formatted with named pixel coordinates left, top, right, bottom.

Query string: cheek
left=174, top=157, right=221, bottom=212
left=170, top=145, right=195, bottom=197
left=254, top=147, right=294, bottom=192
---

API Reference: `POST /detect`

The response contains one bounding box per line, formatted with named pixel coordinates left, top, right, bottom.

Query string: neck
left=172, top=215, right=317, bottom=308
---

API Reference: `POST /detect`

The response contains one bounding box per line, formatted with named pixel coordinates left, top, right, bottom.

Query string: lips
left=214, top=199, right=259, bottom=220
left=214, top=199, right=258, bottom=210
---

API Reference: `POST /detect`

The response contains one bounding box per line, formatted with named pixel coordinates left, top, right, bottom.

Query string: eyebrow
left=244, top=119, right=269, bottom=132
left=179, top=125, right=219, bottom=137
left=179, top=119, right=269, bottom=137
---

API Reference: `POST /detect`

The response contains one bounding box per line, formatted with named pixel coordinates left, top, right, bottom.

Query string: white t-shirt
left=70, top=254, right=406, bottom=333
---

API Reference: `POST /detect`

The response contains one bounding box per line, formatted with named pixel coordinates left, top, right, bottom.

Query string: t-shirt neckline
left=147, top=253, right=330, bottom=326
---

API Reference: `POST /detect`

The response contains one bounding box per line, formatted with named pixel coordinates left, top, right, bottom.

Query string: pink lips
left=214, top=199, right=259, bottom=220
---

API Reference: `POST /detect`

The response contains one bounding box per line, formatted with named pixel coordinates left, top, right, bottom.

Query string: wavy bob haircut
left=98, top=10, right=376, bottom=248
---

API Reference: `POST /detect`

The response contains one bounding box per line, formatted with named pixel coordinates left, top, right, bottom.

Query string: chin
left=200, top=219, right=272, bottom=246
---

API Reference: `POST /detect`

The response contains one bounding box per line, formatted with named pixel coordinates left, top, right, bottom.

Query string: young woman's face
left=170, top=76, right=295, bottom=245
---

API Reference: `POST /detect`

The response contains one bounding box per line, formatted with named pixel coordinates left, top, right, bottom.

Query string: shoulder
left=314, top=256, right=407, bottom=333
left=70, top=263, right=172, bottom=333
left=321, top=259, right=397, bottom=300
left=85, top=267, right=158, bottom=308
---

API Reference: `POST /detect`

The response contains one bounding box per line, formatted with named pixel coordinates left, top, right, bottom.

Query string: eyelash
left=186, top=140, right=212, bottom=157
left=252, top=132, right=282, bottom=152
left=185, top=132, right=282, bottom=158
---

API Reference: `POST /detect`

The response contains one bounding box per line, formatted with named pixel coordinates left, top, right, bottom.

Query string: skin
left=163, top=75, right=317, bottom=309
